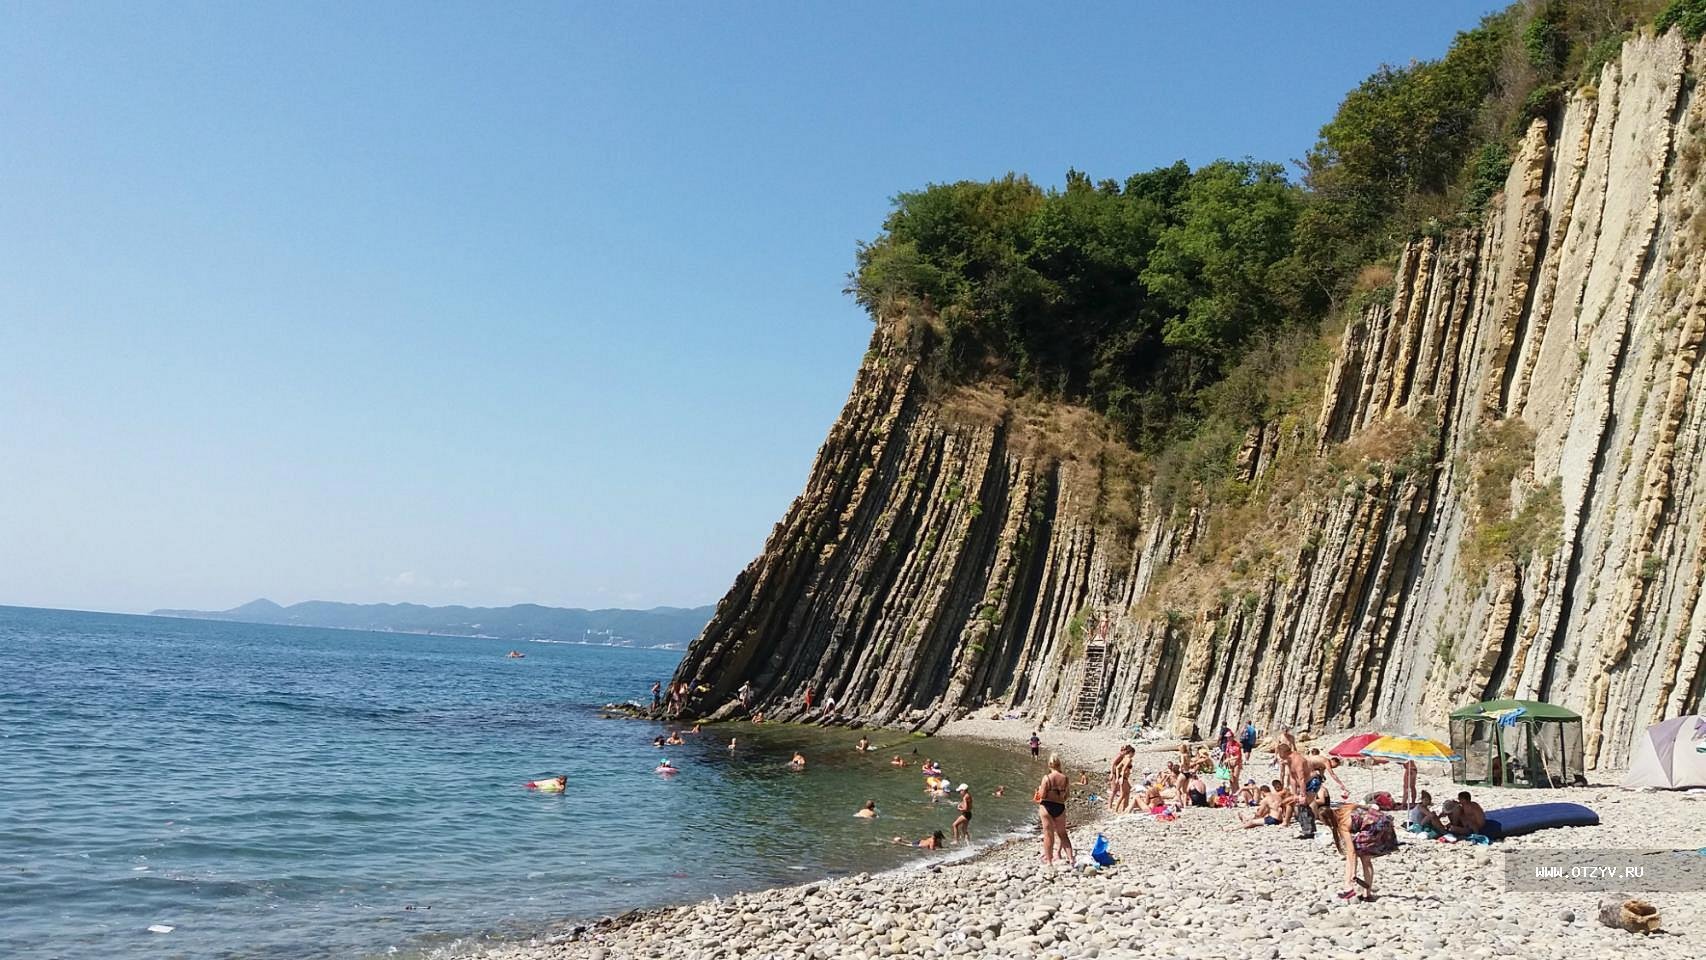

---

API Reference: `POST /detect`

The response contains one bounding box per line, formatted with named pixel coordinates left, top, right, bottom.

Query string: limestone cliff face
left=675, top=31, right=1706, bottom=767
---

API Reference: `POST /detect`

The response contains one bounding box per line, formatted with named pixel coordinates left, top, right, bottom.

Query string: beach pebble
left=458, top=740, right=1706, bottom=960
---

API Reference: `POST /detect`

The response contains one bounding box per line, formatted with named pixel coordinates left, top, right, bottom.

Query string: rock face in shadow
left=674, top=32, right=1706, bottom=767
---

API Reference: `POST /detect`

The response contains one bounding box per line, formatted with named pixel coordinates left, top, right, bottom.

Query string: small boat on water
left=505, top=650, right=526, bottom=659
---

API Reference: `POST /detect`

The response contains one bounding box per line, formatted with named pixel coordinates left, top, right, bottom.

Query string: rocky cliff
left=674, top=31, right=1706, bottom=767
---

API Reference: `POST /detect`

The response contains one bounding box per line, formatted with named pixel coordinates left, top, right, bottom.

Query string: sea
left=0, top=605, right=1047, bottom=960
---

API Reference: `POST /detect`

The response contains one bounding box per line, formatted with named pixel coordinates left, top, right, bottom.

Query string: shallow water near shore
left=0, top=606, right=1047, bottom=960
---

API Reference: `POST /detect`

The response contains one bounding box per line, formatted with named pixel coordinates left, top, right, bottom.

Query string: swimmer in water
left=652, top=736, right=666, bottom=748
left=789, top=752, right=807, bottom=770
left=855, top=800, right=877, bottom=819
left=528, top=774, right=567, bottom=793
left=666, top=730, right=685, bottom=746
left=728, top=737, right=738, bottom=752
left=689, top=723, right=702, bottom=735
left=890, top=755, right=907, bottom=767
left=892, top=831, right=946, bottom=850
left=856, top=736, right=870, bottom=752
left=993, top=785, right=1006, bottom=797
left=655, top=759, right=677, bottom=775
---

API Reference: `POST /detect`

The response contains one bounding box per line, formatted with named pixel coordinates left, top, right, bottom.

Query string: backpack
left=1351, top=810, right=1398, bottom=856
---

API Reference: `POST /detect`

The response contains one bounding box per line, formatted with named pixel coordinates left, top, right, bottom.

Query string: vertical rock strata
left=674, top=33, right=1706, bottom=767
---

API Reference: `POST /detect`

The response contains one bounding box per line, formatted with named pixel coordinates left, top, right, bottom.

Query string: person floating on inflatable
left=655, top=759, right=678, bottom=776
left=526, top=774, right=568, bottom=793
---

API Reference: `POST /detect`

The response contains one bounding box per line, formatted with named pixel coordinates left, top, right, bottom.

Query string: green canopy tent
left=1449, top=699, right=1586, bottom=788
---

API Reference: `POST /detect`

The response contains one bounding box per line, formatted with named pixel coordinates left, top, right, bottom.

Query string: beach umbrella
left=1327, top=732, right=1384, bottom=759
left=1360, top=734, right=1461, bottom=764
left=1328, top=732, right=1387, bottom=796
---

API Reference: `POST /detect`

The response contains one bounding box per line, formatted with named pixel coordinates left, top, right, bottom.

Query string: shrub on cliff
left=1655, top=0, right=1706, bottom=40
left=852, top=161, right=1298, bottom=447
left=850, top=0, right=1654, bottom=464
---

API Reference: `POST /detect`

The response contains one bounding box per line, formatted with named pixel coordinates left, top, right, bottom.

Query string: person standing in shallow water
left=952, top=786, right=973, bottom=842
left=1035, top=754, right=1074, bottom=865
left=1029, top=732, right=1041, bottom=758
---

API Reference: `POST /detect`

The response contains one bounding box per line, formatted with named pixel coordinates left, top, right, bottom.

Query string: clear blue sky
left=0, top=1, right=1500, bottom=614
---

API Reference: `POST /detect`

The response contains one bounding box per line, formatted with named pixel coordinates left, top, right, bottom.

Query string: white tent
left=1622, top=715, right=1706, bottom=790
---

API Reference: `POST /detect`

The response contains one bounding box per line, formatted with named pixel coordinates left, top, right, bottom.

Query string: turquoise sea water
left=0, top=606, right=1044, bottom=960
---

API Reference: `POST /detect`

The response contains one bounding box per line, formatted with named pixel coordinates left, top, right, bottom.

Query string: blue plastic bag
left=1091, top=833, right=1116, bottom=866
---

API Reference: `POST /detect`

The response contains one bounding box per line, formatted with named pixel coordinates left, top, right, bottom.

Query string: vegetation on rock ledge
left=849, top=0, right=1664, bottom=464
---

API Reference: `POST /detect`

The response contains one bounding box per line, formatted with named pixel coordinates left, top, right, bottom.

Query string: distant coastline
left=149, top=598, right=713, bottom=650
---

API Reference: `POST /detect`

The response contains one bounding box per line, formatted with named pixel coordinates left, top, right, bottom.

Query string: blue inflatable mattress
left=1481, top=802, right=1599, bottom=840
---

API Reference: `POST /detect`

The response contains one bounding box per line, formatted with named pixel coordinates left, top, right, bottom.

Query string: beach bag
left=1351, top=810, right=1398, bottom=856
left=1369, top=791, right=1395, bottom=811
left=1091, top=833, right=1116, bottom=866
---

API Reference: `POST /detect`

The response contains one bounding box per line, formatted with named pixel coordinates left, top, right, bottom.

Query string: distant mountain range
left=150, top=598, right=715, bottom=649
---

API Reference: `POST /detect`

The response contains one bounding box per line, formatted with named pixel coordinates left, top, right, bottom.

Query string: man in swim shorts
left=1240, top=786, right=1284, bottom=828
left=1445, top=791, right=1485, bottom=837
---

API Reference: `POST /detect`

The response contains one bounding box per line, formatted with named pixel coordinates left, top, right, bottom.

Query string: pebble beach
left=469, top=722, right=1706, bottom=960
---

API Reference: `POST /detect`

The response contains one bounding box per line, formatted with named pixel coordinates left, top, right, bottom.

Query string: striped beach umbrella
left=1360, top=734, right=1461, bottom=764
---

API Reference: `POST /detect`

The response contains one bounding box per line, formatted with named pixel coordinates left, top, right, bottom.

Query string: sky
left=0, top=1, right=1503, bottom=614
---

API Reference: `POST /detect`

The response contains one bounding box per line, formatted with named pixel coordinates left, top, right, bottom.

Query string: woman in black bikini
left=952, top=785, right=973, bottom=842
left=1034, top=754, right=1074, bottom=865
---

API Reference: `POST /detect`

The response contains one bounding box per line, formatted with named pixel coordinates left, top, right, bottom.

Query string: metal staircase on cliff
left=1068, top=617, right=1113, bottom=730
